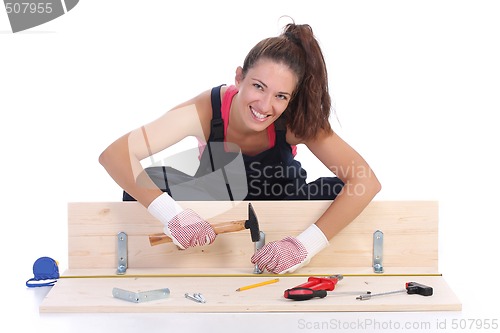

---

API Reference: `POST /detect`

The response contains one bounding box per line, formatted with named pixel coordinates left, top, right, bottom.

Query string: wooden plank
left=40, top=275, right=460, bottom=313
left=68, top=201, right=438, bottom=271
left=49, top=200, right=456, bottom=313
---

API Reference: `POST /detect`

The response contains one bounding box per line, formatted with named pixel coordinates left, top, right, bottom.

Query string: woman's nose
left=259, top=93, right=274, bottom=113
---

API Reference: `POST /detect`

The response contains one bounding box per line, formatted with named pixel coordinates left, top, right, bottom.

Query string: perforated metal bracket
left=373, top=230, right=384, bottom=273
left=116, top=232, right=128, bottom=275
left=112, top=287, right=170, bottom=303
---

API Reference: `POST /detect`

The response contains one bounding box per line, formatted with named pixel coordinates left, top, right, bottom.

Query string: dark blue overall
left=123, top=85, right=344, bottom=201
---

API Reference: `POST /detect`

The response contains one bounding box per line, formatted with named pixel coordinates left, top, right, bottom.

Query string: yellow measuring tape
left=60, top=273, right=443, bottom=279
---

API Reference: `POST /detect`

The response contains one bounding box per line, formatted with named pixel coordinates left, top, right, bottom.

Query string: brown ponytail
left=242, top=23, right=333, bottom=140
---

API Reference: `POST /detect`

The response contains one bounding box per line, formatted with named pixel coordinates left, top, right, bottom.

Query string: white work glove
left=147, top=193, right=216, bottom=250
left=251, top=224, right=329, bottom=274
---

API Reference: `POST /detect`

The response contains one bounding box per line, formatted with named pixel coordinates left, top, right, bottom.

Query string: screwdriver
left=356, top=282, right=433, bottom=300
left=284, top=287, right=371, bottom=301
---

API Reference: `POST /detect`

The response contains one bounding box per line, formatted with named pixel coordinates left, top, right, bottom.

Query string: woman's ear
left=234, top=66, right=244, bottom=87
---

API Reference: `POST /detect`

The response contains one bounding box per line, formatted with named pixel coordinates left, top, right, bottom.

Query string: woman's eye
left=277, top=94, right=288, bottom=101
left=253, top=83, right=263, bottom=90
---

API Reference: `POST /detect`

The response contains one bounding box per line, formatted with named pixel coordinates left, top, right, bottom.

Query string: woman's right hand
left=147, top=192, right=217, bottom=249
left=164, top=209, right=217, bottom=249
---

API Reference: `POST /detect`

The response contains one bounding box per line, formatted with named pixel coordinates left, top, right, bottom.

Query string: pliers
left=284, top=274, right=343, bottom=301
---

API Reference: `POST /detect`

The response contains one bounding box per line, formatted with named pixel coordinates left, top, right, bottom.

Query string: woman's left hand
left=251, top=224, right=330, bottom=274
left=251, top=237, right=309, bottom=274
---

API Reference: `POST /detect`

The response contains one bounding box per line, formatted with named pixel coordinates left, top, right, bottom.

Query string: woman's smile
left=250, top=106, right=270, bottom=122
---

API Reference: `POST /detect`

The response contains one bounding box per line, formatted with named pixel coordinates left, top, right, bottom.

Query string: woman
left=99, top=23, right=381, bottom=274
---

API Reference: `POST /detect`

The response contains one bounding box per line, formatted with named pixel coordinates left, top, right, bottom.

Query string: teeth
left=251, top=108, right=267, bottom=120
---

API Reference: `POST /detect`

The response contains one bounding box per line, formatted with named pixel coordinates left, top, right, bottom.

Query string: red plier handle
left=294, top=276, right=341, bottom=291
left=284, top=287, right=327, bottom=301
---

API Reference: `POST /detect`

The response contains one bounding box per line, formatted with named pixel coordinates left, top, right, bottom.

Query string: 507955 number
left=452, top=318, right=498, bottom=330
left=5, top=2, right=53, bottom=14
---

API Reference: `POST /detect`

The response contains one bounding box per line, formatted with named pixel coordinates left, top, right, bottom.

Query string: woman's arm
left=251, top=129, right=381, bottom=274
left=302, top=129, right=382, bottom=239
left=98, top=90, right=220, bottom=250
left=98, top=90, right=213, bottom=207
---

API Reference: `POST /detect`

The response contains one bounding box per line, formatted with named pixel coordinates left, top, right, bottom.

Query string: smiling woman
left=98, top=21, right=381, bottom=274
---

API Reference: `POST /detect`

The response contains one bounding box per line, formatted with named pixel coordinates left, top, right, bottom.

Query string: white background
left=1, top=1, right=499, bottom=332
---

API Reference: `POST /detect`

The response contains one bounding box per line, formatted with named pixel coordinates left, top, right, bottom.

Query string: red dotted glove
left=251, top=237, right=308, bottom=274
left=251, top=224, right=330, bottom=274
left=148, top=193, right=216, bottom=249
left=165, top=209, right=217, bottom=249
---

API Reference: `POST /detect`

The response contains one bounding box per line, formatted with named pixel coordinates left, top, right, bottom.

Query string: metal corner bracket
left=373, top=230, right=384, bottom=273
left=116, top=231, right=128, bottom=275
left=112, top=287, right=170, bottom=303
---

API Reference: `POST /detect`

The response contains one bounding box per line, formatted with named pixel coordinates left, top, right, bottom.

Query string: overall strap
left=273, top=117, right=298, bottom=160
left=274, top=117, right=289, bottom=148
left=274, top=117, right=286, bottom=132
left=207, top=85, right=234, bottom=200
left=209, top=85, right=225, bottom=142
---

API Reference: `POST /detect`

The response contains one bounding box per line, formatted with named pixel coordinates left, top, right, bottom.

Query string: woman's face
left=235, top=59, right=297, bottom=132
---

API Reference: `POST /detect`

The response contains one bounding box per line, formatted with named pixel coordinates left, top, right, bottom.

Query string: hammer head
left=244, top=203, right=261, bottom=242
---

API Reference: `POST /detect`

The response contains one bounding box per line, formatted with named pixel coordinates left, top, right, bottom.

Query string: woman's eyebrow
left=252, top=78, right=292, bottom=96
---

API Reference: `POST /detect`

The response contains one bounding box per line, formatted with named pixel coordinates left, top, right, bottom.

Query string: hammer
left=148, top=203, right=261, bottom=246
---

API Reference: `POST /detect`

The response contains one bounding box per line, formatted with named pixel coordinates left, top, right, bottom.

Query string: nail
left=185, top=293, right=203, bottom=303
left=193, top=293, right=206, bottom=303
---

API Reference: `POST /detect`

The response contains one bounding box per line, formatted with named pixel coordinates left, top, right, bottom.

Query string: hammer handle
left=149, top=220, right=246, bottom=246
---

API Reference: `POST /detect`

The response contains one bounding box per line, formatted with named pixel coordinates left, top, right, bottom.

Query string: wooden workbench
left=39, top=200, right=461, bottom=313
